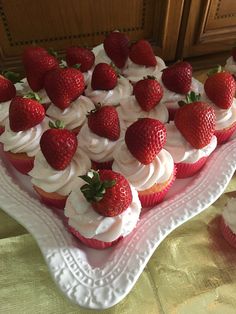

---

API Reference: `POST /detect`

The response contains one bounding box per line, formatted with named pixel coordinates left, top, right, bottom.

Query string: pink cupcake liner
left=0, top=125, right=5, bottom=135
left=175, top=156, right=208, bottom=179
left=220, top=216, right=236, bottom=248
left=33, top=186, right=67, bottom=210
left=4, top=151, right=34, bottom=175
left=68, top=226, right=122, bottom=249
left=91, top=160, right=113, bottom=170
left=214, top=123, right=236, bottom=145
left=138, top=167, right=176, bottom=208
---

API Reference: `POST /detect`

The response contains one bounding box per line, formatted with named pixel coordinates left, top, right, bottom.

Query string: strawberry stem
left=185, top=91, right=201, bottom=103
left=49, top=120, right=65, bottom=129
left=207, top=65, right=222, bottom=77
left=23, top=92, right=42, bottom=102
left=2, top=71, right=22, bottom=84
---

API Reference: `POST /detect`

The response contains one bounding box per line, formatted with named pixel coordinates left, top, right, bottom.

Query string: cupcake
left=29, top=120, right=91, bottom=209
left=0, top=94, right=47, bottom=174
left=224, top=47, right=236, bottom=80
left=113, top=118, right=176, bottom=208
left=122, top=39, right=166, bottom=84
left=64, top=169, right=141, bottom=249
left=85, top=63, right=132, bottom=106
left=221, top=197, right=236, bottom=248
left=203, top=66, right=236, bottom=144
left=165, top=97, right=217, bottom=178
left=78, top=104, right=123, bottom=170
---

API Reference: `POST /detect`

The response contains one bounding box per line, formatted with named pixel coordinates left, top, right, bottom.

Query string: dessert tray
left=1, top=138, right=236, bottom=309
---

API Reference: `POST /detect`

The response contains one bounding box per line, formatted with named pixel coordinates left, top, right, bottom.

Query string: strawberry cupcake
left=78, top=104, right=123, bottom=170
left=29, top=121, right=91, bottom=209
left=64, top=169, right=141, bottom=249
left=0, top=95, right=47, bottom=174
left=220, top=197, right=236, bottom=248
left=164, top=100, right=217, bottom=178
left=113, top=118, right=176, bottom=208
left=203, top=67, right=236, bottom=144
left=85, top=63, right=132, bottom=106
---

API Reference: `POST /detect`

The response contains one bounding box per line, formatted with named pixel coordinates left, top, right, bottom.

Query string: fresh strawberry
left=40, top=120, right=78, bottom=170
left=133, top=77, right=163, bottom=111
left=129, top=40, right=157, bottom=67
left=23, top=46, right=59, bottom=92
left=9, top=94, right=45, bottom=132
left=103, top=31, right=130, bottom=68
left=204, top=66, right=236, bottom=109
left=125, top=118, right=166, bottom=164
left=0, top=74, right=16, bottom=102
left=87, top=104, right=120, bottom=140
left=174, top=101, right=216, bottom=148
left=232, top=47, right=236, bottom=62
left=162, top=61, right=192, bottom=94
left=66, top=47, right=95, bottom=72
left=91, top=63, right=117, bottom=90
left=44, top=67, right=85, bottom=109
left=80, top=170, right=132, bottom=217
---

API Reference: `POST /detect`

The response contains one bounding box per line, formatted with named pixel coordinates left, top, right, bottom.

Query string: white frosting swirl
left=0, top=101, right=10, bottom=126
left=0, top=118, right=49, bottom=157
left=29, top=149, right=91, bottom=196
left=164, top=121, right=217, bottom=163
left=94, top=49, right=112, bottom=65
left=122, top=57, right=166, bottom=83
left=222, top=198, right=236, bottom=234
left=85, top=76, right=133, bottom=106
left=78, top=123, right=123, bottom=162
left=225, top=56, right=236, bottom=75
left=112, top=141, right=174, bottom=191
left=46, top=95, right=94, bottom=130
left=64, top=177, right=141, bottom=242
left=117, top=96, right=168, bottom=130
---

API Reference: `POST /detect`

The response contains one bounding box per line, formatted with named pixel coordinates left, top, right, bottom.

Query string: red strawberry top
left=80, top=169, right=132, bottom=217
left=129, top=40, right=157, bottom=67
left=125, top=118, right=166, bottom=164
left=103, top=31, right=130, bottom=68
left=0, top=73, right=16, bottom=102
left=91, top=63, right=118, bottom=91
left=133, top=77, right=163, bottom=112
left=162, top=61, right=192, bottom=94
left=204, top=66, right=236, bottom=109
left=87, top=104, right=120, bottom=141
left=9, top=93, right=45, bottom=132
left=44, top=67, right=85, bottom=110
left=40, top=120, right=78, bottom=170
left=66, top=47, right=95, bottom=72
left=174, top=97, right=216, bottom=149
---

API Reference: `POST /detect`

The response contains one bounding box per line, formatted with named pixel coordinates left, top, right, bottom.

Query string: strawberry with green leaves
left=204, top=66, right=236, bottom=109
left=40, top=120, right=78, bottom=170
left=66, top=47, right=95, bottom=72
left=91, top=63, right=117, bottom=90
left=125, top=118, right=166, bottom=164
left=129, top=40, right=157, bottom=67
left=80, top=169, right=132, bottom=217
left=133, top=77, right=163, bottom=112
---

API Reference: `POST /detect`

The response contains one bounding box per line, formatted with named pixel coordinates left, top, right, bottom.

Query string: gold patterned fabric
left=1, top=174, right=236, bottom=314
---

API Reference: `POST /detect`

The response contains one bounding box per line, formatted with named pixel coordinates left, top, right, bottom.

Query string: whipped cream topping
left=117, top=96, right=169, bottom=129
left=112, top=142, right=174, bottom=191
left=94, top=49, right=112, bottom=66
left=78, top=123, right=123, bottom=162
left=85, top=75, right=133, bottom=106
left=46, top=95, right=94, bottom=130
left=122, top=56, right=166, bottom=83
left=225, top=56, right=236, bottom=75
left=160, top=78, right=204, bottom=110
left=201, top=95, right=236, bottom=131
left=64, top=177, right=141, bottom=242
left=0, top=101, right=10, bottom=126
left=222, top=198, right=236, bottom=234
left=164, top=121, right=217, bottom=163
left=0, top=118, right=49, bottom=157
left=29, top=148, right=91, bottom=196
left=83, top=69, right=94, bottom=86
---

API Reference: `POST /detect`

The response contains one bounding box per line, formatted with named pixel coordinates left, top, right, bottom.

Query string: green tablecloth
left=1, top=175, right=236, bottom=314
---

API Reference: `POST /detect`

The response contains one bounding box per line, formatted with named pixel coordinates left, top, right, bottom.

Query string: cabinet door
left=179, top=0, right=236, bottom=59
left=0, top=0, right=184, bottom=73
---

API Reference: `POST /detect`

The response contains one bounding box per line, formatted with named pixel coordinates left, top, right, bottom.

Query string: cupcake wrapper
left=91, top=160, right=113, bottom=171
left=0, top=125, right=5, bottom=135
left=214, top=123, right=236, bottom=145
left=68, top=226, right=122, bottom=249
left=175, top=157, right=208, bottom=179
left=4, top=151, right=34, bottom=175
left=33, top=185, right=67, bottom=210
left=220, top=216, right=236, bottom=248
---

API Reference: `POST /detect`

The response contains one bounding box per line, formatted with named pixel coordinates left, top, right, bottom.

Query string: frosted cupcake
left=64, top=169, right=141, bottom=249
left=113, top=118, right=176, bottom=207
left=221, top=197, right=236, bottom=248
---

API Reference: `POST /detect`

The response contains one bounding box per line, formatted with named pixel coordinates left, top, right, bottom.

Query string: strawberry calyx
left=80, top=170, right=116, bottom=203
left=2, top=71, right=22, bottom=84
left=48, top=119, right=65, bottom=129
left=144, top=75, right=156, bottom=80
left=87, top=103, right=102, bottom=116
left=23, top=91, right=42, bottom=102
left=207, top=65, right=223, bottom=77
left=178, top=91, right=201, bottom=107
